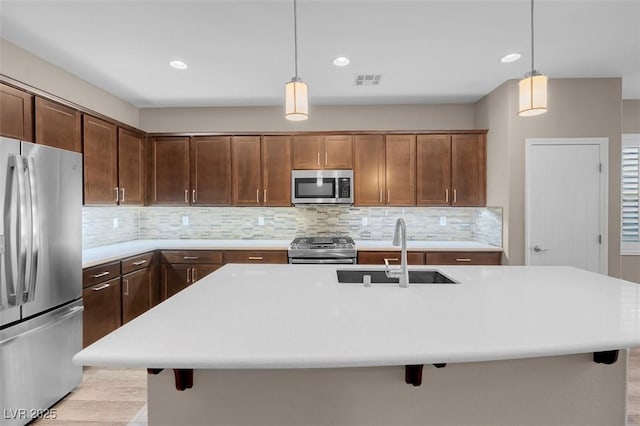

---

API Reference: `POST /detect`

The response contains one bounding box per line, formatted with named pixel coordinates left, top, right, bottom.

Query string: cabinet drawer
left=357, top=251, right=425, bottom=265
left=160, top=250, right=223, bottom=264
left=121, top=252, right=154, bottom=275
left=425, top=251, right=502, bottom=265
left=83, top=261, right=121, bottom=288
left=223, top=250, right=288, bottom=264
left=82, top=277, right=122, bottom=347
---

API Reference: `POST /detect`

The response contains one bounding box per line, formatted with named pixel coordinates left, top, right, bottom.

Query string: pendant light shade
left=518, top=0, right=548, bottom=117
left=518, top=71, right=548, bottom=116
left=285, top=77, right=308, bottom=121
left=285, top=0, right=308, bottom=121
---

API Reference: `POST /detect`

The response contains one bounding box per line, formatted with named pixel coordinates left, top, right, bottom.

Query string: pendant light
left=285, top=0, right=308, bottom=121
left=518, top=0, right=548, bottom=116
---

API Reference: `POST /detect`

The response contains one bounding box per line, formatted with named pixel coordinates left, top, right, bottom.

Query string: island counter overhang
left=73, top=264, right=640, bottom=426
left=74, top=264, right=640, bottom=369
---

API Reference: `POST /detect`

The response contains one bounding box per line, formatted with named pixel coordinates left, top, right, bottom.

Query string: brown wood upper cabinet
left=354, top=135, right=416, bottom=206
left=417, top=133, right=486, bottom=206
left=84, top=116, right=145, bottom=205
left=0, top=83, right=33, bottom=142
left=232, top=136, right=291, bottom=206
left=292, top=135, right=352, bottom=169
left=149, top=136, right=231, bottom=206
left=35, top=97, right=82, bottom=152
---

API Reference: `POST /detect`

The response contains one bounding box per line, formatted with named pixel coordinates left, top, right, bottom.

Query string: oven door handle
left=289, top=258, right=356, bottom=264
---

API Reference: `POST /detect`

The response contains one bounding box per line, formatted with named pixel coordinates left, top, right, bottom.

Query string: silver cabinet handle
left=192, top=189, right=196, bottom=203
left=455, top=258, right=472, bottom=262
left=123, top=279, right=129, bottom=296
left=325, top=151, right=328, bottom=166
left=186, top=268, right=191, bottom=283
left=256, top=189, right=260, bottom=203
left=132, top=260, right=147, bottom=266
left=264, top=189, right=267, bottom=203
left=384, top=258, right=399, bottom=262
left=379, top=188, right=382, bottom=202
left=453, top=189, right=457, bottom=203
left=90, top=271, right=110, bottom=278
left=120, top=187, right=125, bottom=203
left=445, top=189, right=449, bottom=203
left=532, top=246, right=550, bottom=253
left=248, top=256, right=263, bottom=260
left=387, top=190, right=390, bottom=204
left=317, top=152, right=320, bottom=166
left=193, top=268, right=198, bottom=282
left=184, top=190, right=188, bottom=204
left=183, top=256, right=199, bottom=260
left=92, top=283, right=110, bottom=291
left=114, top=187, right=119, bottom=202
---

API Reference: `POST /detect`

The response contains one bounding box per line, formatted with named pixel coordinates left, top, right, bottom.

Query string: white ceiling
left=1, top=0, right=639, bottom=108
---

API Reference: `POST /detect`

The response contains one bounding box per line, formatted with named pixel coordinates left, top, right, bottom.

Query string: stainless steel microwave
left=291, top=170, right=353, bottom=205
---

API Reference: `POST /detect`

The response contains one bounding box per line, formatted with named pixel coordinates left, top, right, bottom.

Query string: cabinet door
left=34, top=97, right=81, bottom=152
left=354, top=135, right=385, bottom=206
left=0, top=83, right=33, bottom=141
left=122, top=268, right=152, bottom=324
left=118, top=128, right=145, bottom=205
left=192, top=265, right=221, bottom=283
left=82, top=277, right=122, bottom=347
left=324, top=135, right=353, bottom=169
left=191, top=136, right=231, bottom=206
left=385, top=135, right=416, bottom=206
left=161, top=264, right=190, bottom=300
left=416, top=135, right=451, bottom=206
left=231, top=136, right=261, bottom=206
left=83, top=115, right=118, bottom=205
left=149, top=136, right=190, bottom=205
left=451, top=134, right=486, bottom=206
left=292, top=135, right=322, bottom=169
left=262, top=136, right=291, bottom=206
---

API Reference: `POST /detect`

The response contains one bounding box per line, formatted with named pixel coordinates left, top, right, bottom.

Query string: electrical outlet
left=440, top=216, right=447, bottom=226
left=258, top=216, right=264, bottom=226
left=182, top=215, right=190, bottom=226
left=361, top=217, right=368, bottom=226
left=112, top=218, right=119, bottom=229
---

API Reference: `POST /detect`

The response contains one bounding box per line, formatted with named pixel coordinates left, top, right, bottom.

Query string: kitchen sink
left=336, top=269, right=458, bottom=284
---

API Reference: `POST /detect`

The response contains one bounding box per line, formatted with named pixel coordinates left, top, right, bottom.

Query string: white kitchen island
left=74, top=264, right=640, bottom=425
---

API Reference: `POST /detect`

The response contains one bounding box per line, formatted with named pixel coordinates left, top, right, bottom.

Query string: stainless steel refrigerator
left=0, top=137, right=83, bottom=426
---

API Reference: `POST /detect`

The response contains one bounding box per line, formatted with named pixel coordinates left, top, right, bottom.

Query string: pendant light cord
left=293, top=0, right=299, bottom=79
left=530, top=0, right=535, bottom=72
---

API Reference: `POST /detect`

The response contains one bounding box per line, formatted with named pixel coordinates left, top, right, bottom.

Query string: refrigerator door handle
left=0, top=305, right=84, bottom=346
left=3, top=155, right=28, bottom=308
left=23, top=157, right=39, bottom=303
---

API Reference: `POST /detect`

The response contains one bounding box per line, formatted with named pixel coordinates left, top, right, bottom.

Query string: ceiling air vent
left=354, top=74, right=383, bottom=86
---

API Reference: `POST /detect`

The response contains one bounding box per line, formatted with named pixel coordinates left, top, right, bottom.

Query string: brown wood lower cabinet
left=161, top=263, right=221, bottom=300
left=223, top=250, right=288, bottom=264
left=425, top=251, right=502, bottom=265
left=121, top=267, right=153, bottom=324
left=358, top=251, right=425, bottom=265
left=82, top=277, right=122, bottom=347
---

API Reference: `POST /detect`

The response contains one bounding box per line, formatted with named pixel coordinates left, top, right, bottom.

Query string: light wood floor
left=34, top=349, right=640, bottom=425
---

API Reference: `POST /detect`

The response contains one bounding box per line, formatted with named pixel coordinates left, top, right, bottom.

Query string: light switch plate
left=440, top=216, right=447, bottom=226
left=258, top=216, right=264, bottom=226
left=112, top=218, right=119, bottom=229
left=182, top=215, right=190, bottom=226
left=361, top=217, right=368, bottom=226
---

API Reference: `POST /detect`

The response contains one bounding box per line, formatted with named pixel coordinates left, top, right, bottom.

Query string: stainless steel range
left=288, top=237, right=357, bottom=264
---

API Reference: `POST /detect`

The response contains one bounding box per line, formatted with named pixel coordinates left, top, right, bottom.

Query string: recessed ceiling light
left=169, top=60, right=188, bottom=70
left=333, top=56, right=351, bottom=67
left=500, top=53, right=522, bottom=63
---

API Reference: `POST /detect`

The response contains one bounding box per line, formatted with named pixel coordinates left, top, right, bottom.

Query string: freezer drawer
left=0, top=299, right=83, bottom=426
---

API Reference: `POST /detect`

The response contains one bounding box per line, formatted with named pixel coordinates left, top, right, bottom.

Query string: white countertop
left=74, top=264, right=640, bottom=369
left=82, top=239, right=501, bottom=267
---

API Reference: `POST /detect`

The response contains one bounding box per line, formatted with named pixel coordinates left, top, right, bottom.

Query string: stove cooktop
left=288, top=236, right=357, bottom=259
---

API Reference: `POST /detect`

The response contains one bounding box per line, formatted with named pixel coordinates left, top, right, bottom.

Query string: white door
left=525, top=138, right=608, bottom=273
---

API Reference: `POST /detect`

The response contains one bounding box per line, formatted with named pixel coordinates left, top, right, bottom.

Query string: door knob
left=532, top=245, right=550, bottom=252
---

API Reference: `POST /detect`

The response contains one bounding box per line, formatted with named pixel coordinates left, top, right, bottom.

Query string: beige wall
left=475, top=78, right=623, bottom=277
left=622, top=99, right=640, bottom=283
left=140, top=104, right=475, bottom=133
left=0, top=39, right=140, bottom=128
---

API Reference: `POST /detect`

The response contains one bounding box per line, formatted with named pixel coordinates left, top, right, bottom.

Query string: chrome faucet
left=384, top=218, right=409, bottom=288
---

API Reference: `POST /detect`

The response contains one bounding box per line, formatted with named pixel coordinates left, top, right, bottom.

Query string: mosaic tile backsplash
left=82, top=206, right=502, bottom=249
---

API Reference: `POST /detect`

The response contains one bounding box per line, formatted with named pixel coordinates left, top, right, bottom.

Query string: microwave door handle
left=24, top=157, right=38, bottom=303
